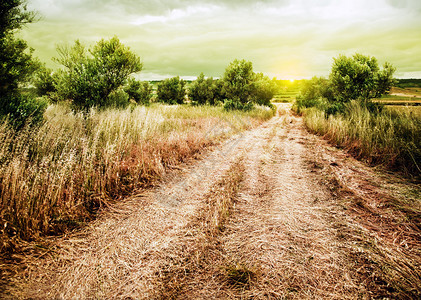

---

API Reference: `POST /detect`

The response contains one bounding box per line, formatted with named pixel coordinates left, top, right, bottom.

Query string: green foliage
left=295, top=54, right=395, bottom=116
left=124, top=78, right=152, bottom=105
left=0, top=0, right=35, bottom=38
left=223, top=99, right=253, bottom=111
left=329, top=53, right=395, bottom=103
left=0, top=93, right=48, bottom=128
left=222, top=59, right=255, bottom=108
left=104, top=89, right=130, bottom=108
left=299, top=76, right=333, bottom=102
left=375, top=62, right=397, bottom=98
left=189, top=73, right=220, bottom=105
left=157, top=76, right=186, bottom=104
left=0, top=1, right=46, bottom=127
left=33, top=65, right=56, bottom=97
left=53, top=37, right=143, bottom=110
left=252, top=73, right=276, bottom=106
left=213, top=79, right=227, bottom=104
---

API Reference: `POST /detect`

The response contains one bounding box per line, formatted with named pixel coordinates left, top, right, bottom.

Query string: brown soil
left=2, top=104, right=420, bottom=299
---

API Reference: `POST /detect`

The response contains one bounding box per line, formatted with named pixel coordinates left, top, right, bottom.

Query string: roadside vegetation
left=0, top=2, right=277, bottom=252
left=0, top=103, right=274, bottom=252
left=293, top=53, right=420, bottom=176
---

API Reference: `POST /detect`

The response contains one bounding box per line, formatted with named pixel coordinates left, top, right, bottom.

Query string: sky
left=20, top=0, right=421, bottom=80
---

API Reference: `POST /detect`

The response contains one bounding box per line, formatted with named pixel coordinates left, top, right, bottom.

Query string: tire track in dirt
left=7, top=109, right=279, bottom=299
left=170, top=109, right=364, bottom=299
left=5, top=104, right=420, bottom=299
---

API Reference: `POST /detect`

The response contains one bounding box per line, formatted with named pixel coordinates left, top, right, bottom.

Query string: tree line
left=1, top=1, right=397, bottom=129
left=0, top=1, right=277, bottom=129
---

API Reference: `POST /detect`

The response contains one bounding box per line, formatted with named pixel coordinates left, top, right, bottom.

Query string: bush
left=105, top=89, right=130, bottom=109
left=124, top=78, right=152, bottom=105
left=252, top=73, right=277, bottom=106
left=221, top=60, right=276, bottom=110
left=33, top=65, right=57, bottom=97
left=329, top=53, right=395, bottom=103
left=212, top=79, right=226, bottom=105
left=0, top=93, right=48, bottom=128
left=224, top=99, right=253, bottom=111
left=223, top=59, right=256, bottom=109
left=157, top=76, right=186, bottom=104
left=53, top=37, right=142, bottom=110
left=295, top=54, right=395, bottom=116
left=189, top=73, right=219, bottom=105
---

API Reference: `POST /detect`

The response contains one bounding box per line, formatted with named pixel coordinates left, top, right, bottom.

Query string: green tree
left=252, top=73, right=276, bottom=106
left=222, top=59, right=256, bottom=109
left=124, top=78, right=152, bottom=105
left=157, top=76, right=186, bottom=104
left=329, top=53, right=395, bottom=104
left=211, top=79, right=226, bottom=105
left=54, top=37, right=143, bottom=110
left=0, top=0, right=46, bottom=127
left=188, top=73, right=217, bottom=105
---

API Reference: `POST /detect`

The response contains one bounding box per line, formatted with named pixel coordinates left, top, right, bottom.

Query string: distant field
left=386, top=105, right=421, bottom=117
left=390, top=86, right=421, bottom=97
left=373, top=87, right=421, bottom=106
left=272, top=81, right=302, bottom=103
left=272, top=91, right=299, bottom=103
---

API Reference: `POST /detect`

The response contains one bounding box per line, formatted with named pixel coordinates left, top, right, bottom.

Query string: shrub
left=252, top=72, right=277, bottom=106
left=222, top=59, right=255, bottom=109
left=189, top=73, right=218, bottom=105
left=157, top=76, right=186, bottom=104
left=329, top=53, right=396, bottom=103
left=33, top=65, right=57, bottom=97
left=0, top=93, right=48, bottom=129
left=212, top=79, right=226, bottom=105
left=104, top=89, right=130, bottom=108
left=224, top=99, right=253, bottom=111
left=53, top=37, right=142, bottom=110
left=124, top=78, right=152, bottom=105
left=295, top=54, right=395, bottom=116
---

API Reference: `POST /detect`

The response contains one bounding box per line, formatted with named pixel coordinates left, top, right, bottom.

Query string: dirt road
left=5, top=104, right=420, bottom=299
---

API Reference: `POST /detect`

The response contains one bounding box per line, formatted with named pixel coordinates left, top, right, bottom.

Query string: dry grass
left=386, top=105, right=421, bottom=117
left=320, top=160, right=421, bottom=299
left=155, top=157, right=247, bottom=298
left=0, top=103, right=274, bottom=254
left=391, top=86, right=421, bottom=97
left=302, top=101, right=421, bottom=176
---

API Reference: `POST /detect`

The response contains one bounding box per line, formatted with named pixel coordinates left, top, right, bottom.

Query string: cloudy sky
left=20, top=0, right=421, bottom=80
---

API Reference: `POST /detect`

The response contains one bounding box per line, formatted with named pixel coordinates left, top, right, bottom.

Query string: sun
left=289, top=79, right=295, bottom=83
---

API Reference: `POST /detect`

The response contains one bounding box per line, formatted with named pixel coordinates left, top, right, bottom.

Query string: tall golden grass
left=302, top=101, right=421, bottom=175
left=0, top=103, right=274, bottom=251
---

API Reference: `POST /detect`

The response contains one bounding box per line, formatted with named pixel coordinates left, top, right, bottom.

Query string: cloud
left=22, top=0, right=421, bottom=79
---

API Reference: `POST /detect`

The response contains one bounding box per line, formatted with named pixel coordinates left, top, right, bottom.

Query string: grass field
left=272, top=80, right=302, bottom=103
left=391, top=86, right=421, bottom=96
left=372, top=87, right=421, bottom=106
left=0, top=103, right=275, bottom=251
